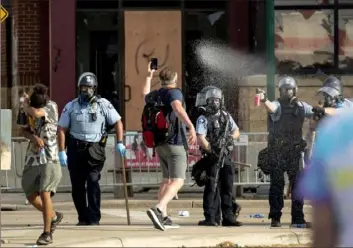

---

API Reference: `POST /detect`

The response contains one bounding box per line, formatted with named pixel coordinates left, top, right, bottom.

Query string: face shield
left=317, top=86, right=340, bottom=99
left=205, top=88, right=222, bottom=114
left=195, top=93, right=206, bottom=107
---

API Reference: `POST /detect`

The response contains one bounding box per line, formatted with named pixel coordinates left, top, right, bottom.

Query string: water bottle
left=249, top=213, right=265, bottom=218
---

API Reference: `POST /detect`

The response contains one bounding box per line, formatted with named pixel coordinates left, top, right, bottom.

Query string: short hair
left=32, top=84, right=48, bottom=95
left=159, top=67, right=177, bottom=86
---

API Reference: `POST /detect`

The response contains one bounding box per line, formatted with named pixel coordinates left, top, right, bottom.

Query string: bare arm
left=324, top=107, right=338, bottom=116
left=142, top=76, right=152, bottom=98
left=263, top=100, right=277, bottom=113
left=21, top=127, right=37, bottom=143
left=114, top=120, right=124, bottom=142
left=197, top=134, right=211, bottom=153
left=57, top=126, right=67, bottom=152
left=23, top=101, right=45, bottom=118
left=312, top=202, right=337, bottom=248
left=171, top=100, right=195, bottom=131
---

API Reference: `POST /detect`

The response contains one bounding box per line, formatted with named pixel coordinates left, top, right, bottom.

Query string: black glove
left=312, top=106, right=325, bottom=120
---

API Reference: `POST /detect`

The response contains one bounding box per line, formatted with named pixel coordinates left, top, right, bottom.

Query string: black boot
left=198, top=219, right=218, bottom=226
left=271, top=218, right=281, bottom=227
left=290, top=220, right=312, bottom=228
left=222, top=218, right=243, bottom=227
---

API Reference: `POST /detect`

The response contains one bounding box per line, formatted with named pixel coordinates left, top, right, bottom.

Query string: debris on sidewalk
left=249, top=213, right=265, bottom=218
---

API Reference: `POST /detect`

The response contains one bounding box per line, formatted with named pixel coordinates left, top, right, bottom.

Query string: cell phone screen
left=151, top=58, right=158, bottom=70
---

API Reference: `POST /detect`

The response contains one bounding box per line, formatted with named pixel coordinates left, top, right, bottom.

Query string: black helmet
left=78, top=72, right=98, bottom=88
left=318, top=76, right=342, bottom=98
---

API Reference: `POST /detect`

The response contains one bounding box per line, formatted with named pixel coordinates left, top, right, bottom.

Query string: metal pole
left=121, top=156, right=131, bottom=225
left=266, top=0, right=275, bottom=102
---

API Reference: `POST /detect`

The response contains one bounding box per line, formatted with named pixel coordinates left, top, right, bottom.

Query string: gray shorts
left=22, top=163, right=62, bottom=197
left=156, top=144, right=187, bottom=179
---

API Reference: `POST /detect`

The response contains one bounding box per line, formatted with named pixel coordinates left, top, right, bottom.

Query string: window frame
left=274, top=0, right=353, bottom=75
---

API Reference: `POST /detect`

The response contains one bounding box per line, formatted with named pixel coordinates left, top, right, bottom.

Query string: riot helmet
left=317, top=76, right=343, bottom=107
left=205, top=87, right=223, bottom=115
left=195, top=86, right=219, bottom=107
left=278, top=76, right=297, bottom=102
left=78, top=72, right=98, bottom=102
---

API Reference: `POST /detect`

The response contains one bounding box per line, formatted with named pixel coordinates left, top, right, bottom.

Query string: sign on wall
left=0, top=6, right=8, bottom=23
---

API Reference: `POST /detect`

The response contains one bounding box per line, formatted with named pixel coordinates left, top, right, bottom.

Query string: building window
left=275, top=9, right=334, bottom=74
left=338, top=9, right=353, bottom=70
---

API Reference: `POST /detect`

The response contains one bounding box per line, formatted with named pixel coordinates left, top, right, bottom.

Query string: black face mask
left=279, top=88, right=294, bottom=102
left=80, top=89, right=94, bottom=102
left=206, top=99, right=220, bottom=115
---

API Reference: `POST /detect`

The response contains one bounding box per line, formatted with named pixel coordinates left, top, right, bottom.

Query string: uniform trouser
left=268, top=149, right=305, bottom=223
left=203, top=157, right=235, bottom=222
left=67, top=139, right=105, bottom=224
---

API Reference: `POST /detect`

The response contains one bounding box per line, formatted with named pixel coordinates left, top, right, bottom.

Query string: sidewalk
left=1, top=207, right=312, bottom=247
left=1, top=193, right=312, bottom=210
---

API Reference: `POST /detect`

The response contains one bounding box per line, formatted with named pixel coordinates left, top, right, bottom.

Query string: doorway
left=76, top=10, right=121, bottom=113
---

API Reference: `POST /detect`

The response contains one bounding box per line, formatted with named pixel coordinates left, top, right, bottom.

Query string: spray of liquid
left=194, top=39, right=267, bottom=85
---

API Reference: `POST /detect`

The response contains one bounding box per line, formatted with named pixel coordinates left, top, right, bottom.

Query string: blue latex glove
left=58, top=151, right=68, bottom=167
left=116, top=142, right=126, bottom=156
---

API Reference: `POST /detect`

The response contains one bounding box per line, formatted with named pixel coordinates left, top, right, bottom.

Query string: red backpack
left=141, top=90, right=173, bottom=149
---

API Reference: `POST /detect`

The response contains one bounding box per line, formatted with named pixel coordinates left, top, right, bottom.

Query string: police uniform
left=196, top=110, right=240, bottom=226
left=58, top=74, right=122, bottom=225
left=261, top=77, right=313, bottom=228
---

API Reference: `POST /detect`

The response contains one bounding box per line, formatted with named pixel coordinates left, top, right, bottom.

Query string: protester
left=297, top=109, right=353, bottom=248
left=142, top=63, right=196, bottom=231
left=20, top=84, right=63, bottom=245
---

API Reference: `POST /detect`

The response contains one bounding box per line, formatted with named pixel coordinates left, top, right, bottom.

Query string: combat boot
left=222, top=218, right=242, bottom=227
left=271, top=218, right=281, bottom=227
left=198, top=220, right=218, bottom=226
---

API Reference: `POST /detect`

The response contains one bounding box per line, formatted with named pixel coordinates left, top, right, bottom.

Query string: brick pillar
left=49, top=0, right=76, bottom=113
left=1, top=17, right=8, bottom=108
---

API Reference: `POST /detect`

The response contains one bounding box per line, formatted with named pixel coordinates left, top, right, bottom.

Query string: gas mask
left=317, top=92, right=342, bottom=108
left=206, top=98, right=221, bottom=115
left=79, top=86, right=95, bottom=102
left=279, top=88, right=295, bottom=102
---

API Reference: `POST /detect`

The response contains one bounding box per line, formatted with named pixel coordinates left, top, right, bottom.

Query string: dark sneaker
left=198, top=220, right=218, bottom=226
left=50, top=212, right=63, bottom=234
left=271, top=218, right=281, bottom=227
left=36, top=232, right=53, bottom=245
left=290, top=221, right=312, bottom=228
left=146, top=207, right=165, bottom=231
left=163, top=216, right=180, bottom=229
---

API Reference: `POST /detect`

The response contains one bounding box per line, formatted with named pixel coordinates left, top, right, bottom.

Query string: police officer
left=305, top=76, right=353, bottom=161
left=257, top=76, right=313, bottom=228
left=312, top=76, right=353, bottom=118
left=57, top=72, right=126, bottom=225
left=195, top=87, right=241, bottom=227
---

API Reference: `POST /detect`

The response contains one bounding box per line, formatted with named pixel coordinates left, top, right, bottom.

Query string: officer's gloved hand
left=116, top=142, right=126, bottom=156
left=312, top=106, right=325, bottom=120
left=256, top=88, right=267, bottom=103
left=58, top=151, right=68, bottom=167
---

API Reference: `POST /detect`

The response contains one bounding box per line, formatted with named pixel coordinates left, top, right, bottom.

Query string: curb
left=7, top=200, right=312, bottom=211
left=56, top=232, right=312, bottom=247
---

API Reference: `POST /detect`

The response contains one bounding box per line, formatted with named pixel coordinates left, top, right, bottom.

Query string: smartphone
left=150, top=58, right=158, bottom=70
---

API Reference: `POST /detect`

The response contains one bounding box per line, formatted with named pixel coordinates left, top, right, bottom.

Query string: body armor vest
left=268, top=99, right=305, bottom=145
left=206, top=111, right=229, bottom=151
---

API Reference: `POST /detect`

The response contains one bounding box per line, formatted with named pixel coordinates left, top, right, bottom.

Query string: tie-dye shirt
left=297, top=109, right=353, bottom=247
left=24, top=101, right=59, bottom=167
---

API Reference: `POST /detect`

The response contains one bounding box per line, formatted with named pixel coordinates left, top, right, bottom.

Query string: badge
left=92, top=102, right=98, bottom=110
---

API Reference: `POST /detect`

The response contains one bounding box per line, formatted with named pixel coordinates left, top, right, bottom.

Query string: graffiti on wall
left=52, top=46, right=62, bottom=72
left=134, top=39, right=170, bottom=75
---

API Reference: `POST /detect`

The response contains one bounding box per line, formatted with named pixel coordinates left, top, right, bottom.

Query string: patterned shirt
left=24, top=100, right=59, bottom=167
left=297, top=109, right=353, bottom=247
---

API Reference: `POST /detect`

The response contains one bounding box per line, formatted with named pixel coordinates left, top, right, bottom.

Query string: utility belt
left=69, top=133, right=108, bottom=149
left=269, top=137, right=306, bottom=153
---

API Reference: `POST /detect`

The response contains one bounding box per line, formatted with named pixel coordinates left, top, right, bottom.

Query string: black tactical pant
left=67, top=138, right=105, bottom=224
left=268, top=148, right=305, bottom=223
left=203, top=156, right=235, bottom=223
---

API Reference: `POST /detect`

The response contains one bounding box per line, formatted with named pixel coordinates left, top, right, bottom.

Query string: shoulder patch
left=198, top=118, right=205, bottom=124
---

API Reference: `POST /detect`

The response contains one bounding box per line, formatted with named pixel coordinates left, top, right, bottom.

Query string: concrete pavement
left=1, top=192, right=312, bottom=211
left=1, top=205, right=313, bottom=247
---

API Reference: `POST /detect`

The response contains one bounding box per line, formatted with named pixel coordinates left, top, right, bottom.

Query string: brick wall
left=10, top=0, right=42, bottom=136
left=1, top=19, right=9, bottom=109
